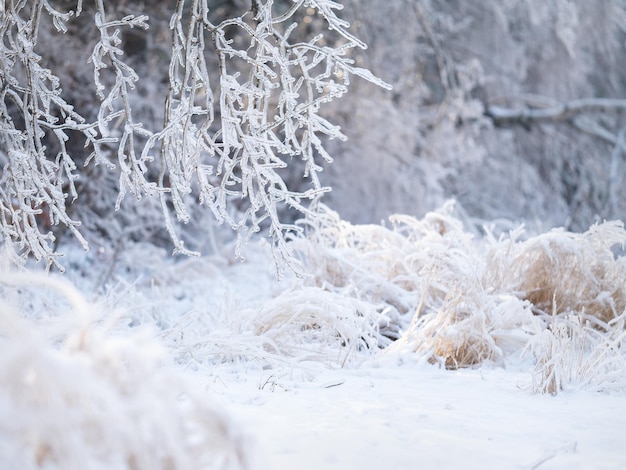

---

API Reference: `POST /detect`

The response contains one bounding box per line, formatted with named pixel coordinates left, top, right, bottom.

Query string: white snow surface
left=3, top=223, right=626, bottom=469
left=208, top=363, right=626, bottom=470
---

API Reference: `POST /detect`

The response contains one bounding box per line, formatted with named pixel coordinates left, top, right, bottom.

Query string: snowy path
left=208, top=364, right=626, bottom=470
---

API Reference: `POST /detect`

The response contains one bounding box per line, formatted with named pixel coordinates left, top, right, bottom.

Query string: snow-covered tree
left=0, top=0, right=389, bottom=270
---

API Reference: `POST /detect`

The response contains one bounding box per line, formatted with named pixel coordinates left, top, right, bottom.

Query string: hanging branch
left=90, top=0, right=156, bottom=206
left=0, top=0, right=94, bottom=270
left=0, top=0, right=390, bottom=272
left=151, top=0, right=391, bottom=271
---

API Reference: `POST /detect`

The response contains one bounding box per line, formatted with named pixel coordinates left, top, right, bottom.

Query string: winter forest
left=2, top=0, right=626, bottom=468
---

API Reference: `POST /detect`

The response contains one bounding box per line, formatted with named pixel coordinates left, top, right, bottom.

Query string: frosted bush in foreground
left=0, top=273, right=252, bottom=470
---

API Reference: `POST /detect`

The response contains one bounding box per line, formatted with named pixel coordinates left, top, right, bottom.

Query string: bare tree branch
left=486, top=98, right=626, bottom=125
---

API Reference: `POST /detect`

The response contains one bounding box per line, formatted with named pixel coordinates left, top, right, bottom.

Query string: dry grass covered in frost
left=158, top=285, right=384, bottom=369
left=295, top=203, right=626, bottom=392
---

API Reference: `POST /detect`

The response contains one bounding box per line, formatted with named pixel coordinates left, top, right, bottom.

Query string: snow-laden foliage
left=56, top=204, right=626, bottom=393
left=251, top=287, right=381, bottom=364
left=95, top=202, right=621, bottom=393
left=0, top=0, right=389, bottom=269
left=157, top=280, right=384, bottom=369
left=0, top=272, right=253, bottom=470
left=59, top=240, right=384, bottom=370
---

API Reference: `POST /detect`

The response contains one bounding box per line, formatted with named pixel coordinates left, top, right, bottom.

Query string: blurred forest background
left=324, top=0, right=626, bottom=232
left=10, top=0, right=626, bottom=258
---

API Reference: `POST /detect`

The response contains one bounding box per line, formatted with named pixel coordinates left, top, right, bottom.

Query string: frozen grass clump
left=396, top=218, right=626, bottom=376
left=0, top=273, right=252, bottom=470
left=294, top=202, right=475, bottom=344
left=487, top=221, right=626, bottom=393
left=160, top=286, right=385, bottom=369
left=392, top=293, right=540, bottom=369
left=488, top=220, right=626, bottom=323
left=253, top=287, right=384, bottom=366
left=297, top=203, right=542, bottom=368
left=526, top=312, right=626, bottom=394
left=295, top=204, right=626, bottom=390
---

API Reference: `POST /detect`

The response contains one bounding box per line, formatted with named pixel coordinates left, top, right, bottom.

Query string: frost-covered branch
left=148, top=0, right=391, bottom=268
left=0, top=0, right=94, bottom=269
left=486, top=98, right=626, bottom=126
left=89, top=0, right=155, bottom=205
left=0, top=0, right=389, bottom=270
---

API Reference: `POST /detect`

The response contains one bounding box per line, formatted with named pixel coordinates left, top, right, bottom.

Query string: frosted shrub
left=296, top=203, right=541, bottom=367
left=296, top=204, right=626, bottom=385
left=490, top=221, right=626, bottom=323
left=0, top=273, right=252, bottom=470
left=383, top=211, right=541, bottom=368
left=294, top=203, right=464, bottom=343
left=394, top=216, right=626, bottom=371
left=0, top=0, right=389, bottom=269
left=252, top=286, right=383, bottom=366
left=485, top=219, right=626, bottom=393
left=396, top=294, right=539, bottom=369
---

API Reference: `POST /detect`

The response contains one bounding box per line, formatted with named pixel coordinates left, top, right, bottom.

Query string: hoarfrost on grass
left=0, top=272, right=253, bottom=470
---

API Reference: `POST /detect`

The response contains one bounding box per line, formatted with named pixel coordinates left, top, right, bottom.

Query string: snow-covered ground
left=210, top=363, right=626, bottom=470
left=2, top=207, right=626, bottom=469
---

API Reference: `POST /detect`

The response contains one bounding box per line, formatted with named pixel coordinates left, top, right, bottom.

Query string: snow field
left=211, top=363, right=626, bottom=470
left=1, top=204, right=626, bottom=469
